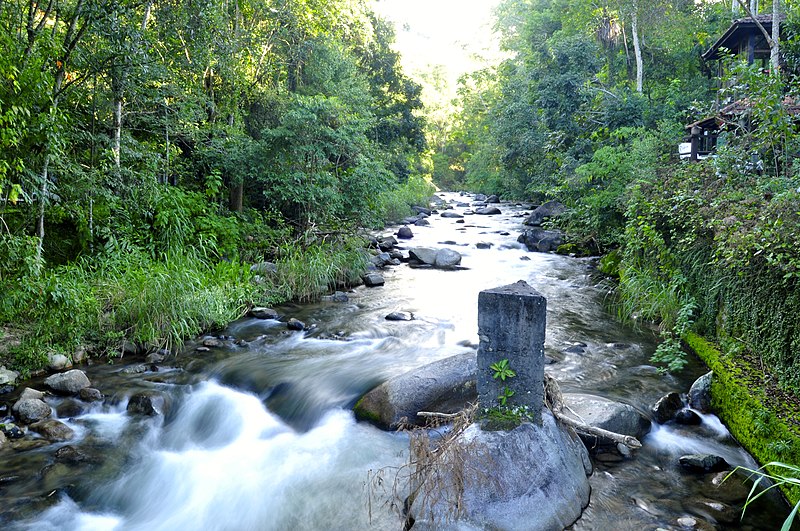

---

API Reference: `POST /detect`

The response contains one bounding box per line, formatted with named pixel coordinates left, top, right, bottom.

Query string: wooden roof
left=702, top=14, right=785, bottom=61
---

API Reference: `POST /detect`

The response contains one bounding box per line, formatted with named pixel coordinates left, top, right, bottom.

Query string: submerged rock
left=287, top=318, right=306, bottom=331
left=679, top=454, right=729, bottom=473
left=29, top=419, right=74, bottom=442
left=674, top=408, right=702, bottom=425
left=408, top=413, right=591, bottom=530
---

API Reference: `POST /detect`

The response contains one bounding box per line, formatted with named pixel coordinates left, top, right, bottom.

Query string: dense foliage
left=0, top=0, right=434, bottom=373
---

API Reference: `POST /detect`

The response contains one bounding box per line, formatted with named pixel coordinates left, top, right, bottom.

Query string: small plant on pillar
left=483, top=359, right=532, bottom=430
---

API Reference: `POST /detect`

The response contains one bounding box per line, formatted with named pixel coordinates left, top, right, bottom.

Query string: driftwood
left=544, top=373, right=642, bottom=450
left=415, top=375, right=642, bottom=450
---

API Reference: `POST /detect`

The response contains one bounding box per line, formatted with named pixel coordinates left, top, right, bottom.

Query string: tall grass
left=375, top=174, right=437, bottom=225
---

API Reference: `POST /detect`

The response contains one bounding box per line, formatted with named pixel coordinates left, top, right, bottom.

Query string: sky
left=371, top=0, right=505, bottom=100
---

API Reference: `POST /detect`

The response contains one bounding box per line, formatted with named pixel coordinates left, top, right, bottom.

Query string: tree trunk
left=229, top=181, right=243, bottom=212
left=631, top=11, right=643, bottom=93
left=112, top=97, right=122, bottom=169
left=771, top=0, right=780, bottom=73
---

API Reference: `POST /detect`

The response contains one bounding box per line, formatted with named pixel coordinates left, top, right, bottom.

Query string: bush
left=375, top=174, right=436, bottom=224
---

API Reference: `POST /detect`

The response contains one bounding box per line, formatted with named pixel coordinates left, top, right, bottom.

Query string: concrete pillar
left=477, top=280, right=546, bottom=424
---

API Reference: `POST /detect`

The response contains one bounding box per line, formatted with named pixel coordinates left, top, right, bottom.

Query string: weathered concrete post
left=477, top=280, right=546, bottom=424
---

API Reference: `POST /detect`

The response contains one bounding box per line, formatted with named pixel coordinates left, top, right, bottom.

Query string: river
left=0, top=192, right=791, bottom=530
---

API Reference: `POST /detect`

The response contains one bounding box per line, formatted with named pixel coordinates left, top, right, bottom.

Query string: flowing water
left=0, top=193, right=791, bottom=530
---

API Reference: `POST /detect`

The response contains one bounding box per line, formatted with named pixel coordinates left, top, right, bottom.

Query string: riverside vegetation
left=430, top=0, right=800, bottom=512
left=0, top=0, right=434, bottom=376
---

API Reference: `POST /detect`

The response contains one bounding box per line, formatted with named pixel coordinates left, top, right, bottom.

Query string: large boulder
left=434, top=249, right=462, bottom=268
left=13, top=398, right=52, bottom=424
left=475, top=206, right=501, bottom=215
left=397, top=226, right=414, bottom=239
left=44, top=370, right=91, bottom=395
left=485, top=194, right=500, bottom=204
left=354, top=352, right=477, bottom=429
left=409, top=413, right=591, bottom=530
left=408, top=247, right=463, bottom=269
left=362, top=273, right=385, bottom=287
left=518, top=228, right=565, bottom=253
left=47, top=352, right=72, bottom=371
left=689, top=372, right=713, bottom=413
left=524, top=200, right=566, bottom=226
left=563, top=393, right=651, bottom=442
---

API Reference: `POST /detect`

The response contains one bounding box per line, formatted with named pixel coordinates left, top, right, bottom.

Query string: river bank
left=0, top=192, right=794, bottom=529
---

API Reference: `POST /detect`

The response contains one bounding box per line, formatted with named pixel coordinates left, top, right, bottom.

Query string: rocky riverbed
left=0, top=192, right=793, bottom=530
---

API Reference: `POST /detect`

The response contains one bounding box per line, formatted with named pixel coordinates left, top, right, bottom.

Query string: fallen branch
left=417, top=411, right=462, bottom=420
left=544, top=373, right=642, bottom=450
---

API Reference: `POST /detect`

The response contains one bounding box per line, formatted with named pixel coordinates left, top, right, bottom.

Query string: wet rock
left=121, top=340, right=141, bottom=356
left=701, top=470, right=751, bottom=503
left=397, top=226, right=414, bottom=239
left=524, top=200, right=566, bottom=226
left=322, top=291, right=349, bottom=302
left=563, top=393, right=651, bottom=442
left=10, top=438, right=49, bottom=451
left=145, top=349, right=169, bottom=364
left=652, top=392, right=684, bottom=423
left=0, top=384, right=14, bottom=395
left=54, top=445, right=87, bottom=464
left=44, top=370, right=91, bottom=395
left=414, top=218, right=430, bottom=227
left=362, top=273, right=385, bottom=287
left=564, top=344, right=586, bottom=355
left=202, top=338, right=224, bottom=348
left=354, top=352, right=477, bottom=428
left=520, top=256, right=531, bottom=261
left=0, top=430, right=6, bottom=447
left=79, top=387, right=103, bottom=402
left=409, top=413, right=590, bottom=530
left=195, top=346, right=211, bottom=352
left=486, top=194, right=500, bottom=203
left=385, top=311, right=414, bottom=321
left=0, top=366, right=19, bottom=386
left=0, top=422, right=24, bottom=439
left=455, top=219, right=465, bottom=224
left=474, top=193, right=487, bottom=202
left=29, top=419, right=74, bottom=442
left=518, top=228, right=565, bottom=253
left=440, top=211, right=464, bottom=219
left=476, top=242, right=492, bottom=249
left=679, top=454, right=729, bottom=473
left=674, top=408, right=702, bottom=425
left=476, top=206, right=501, bottom=215
left=17, top=387, right=45, bottom=402
left=677, top=516, right=698, bottom=529
left=689, top=372, right=713, bottom=413
left=412, top=206, right=431, bottom=216
left=56, top=399, right=85, bottom=418
left=72, top=346, right=87, bottom=364
left=378, top=236, right=397, bottom=251
left=120, top=364, right=150, bottom=374
left=127, top=392, right=169, bottom=416
left=250, top=261, right=278, bottom=275
left=47, top=353, right=72, bottom=371
left=434, top=248, right=462, bottom=268
left=409, top=247, right=437, bottom=265
left=13, top=399, right=51, bottom=424
left=250, top=307, right=279, bottom=320
left=287, top=318, right=306, bottom=331
left=686, top=498, right=739, bottom=525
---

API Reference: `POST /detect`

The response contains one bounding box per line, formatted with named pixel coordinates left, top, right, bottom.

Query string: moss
left=685, top=332, right=800, bottom=505
left=598, top=249, right=621, bottom=278
left=353, top=396, right=383, bottom=425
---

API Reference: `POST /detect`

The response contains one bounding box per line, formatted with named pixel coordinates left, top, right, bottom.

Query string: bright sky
left=371, top=0, right=505, bottom=100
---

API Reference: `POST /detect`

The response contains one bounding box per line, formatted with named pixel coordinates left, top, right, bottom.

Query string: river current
left=0, top=192, right=791, bottom=530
